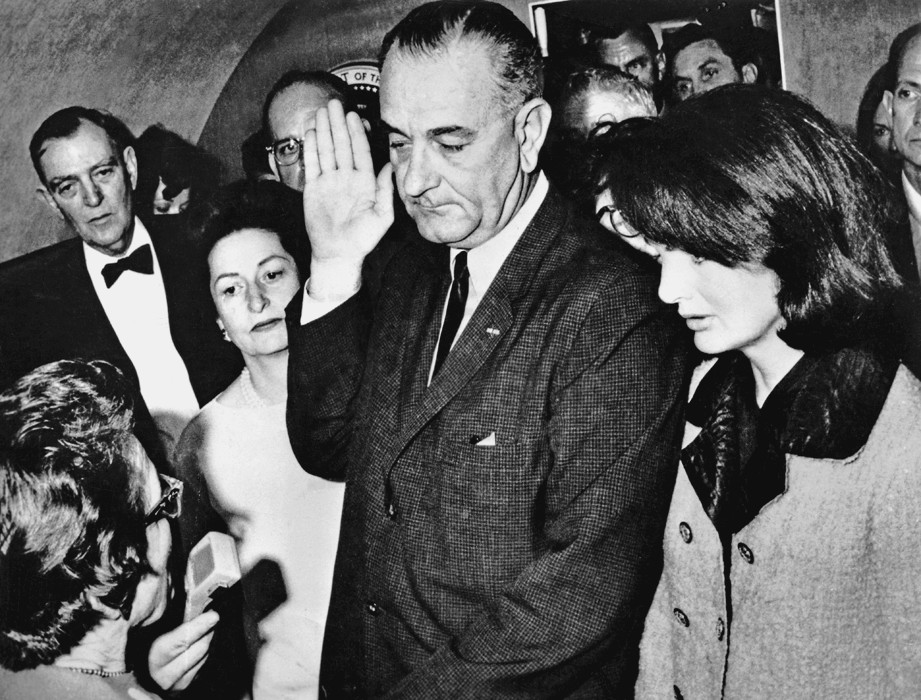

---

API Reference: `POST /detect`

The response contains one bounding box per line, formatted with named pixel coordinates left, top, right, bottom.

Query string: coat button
left=678, top=521, right=693, bottom=543
left=386, top=501, right=397, bottom=520
left=672, top=608, right=690, bottom=627
left=738, top=542, right=754, bottom=564
left=366, top=601, right=379, bottom=616
left=716, top=616, right=725, bottom=641
left=468, top=434, right=481, bottom=444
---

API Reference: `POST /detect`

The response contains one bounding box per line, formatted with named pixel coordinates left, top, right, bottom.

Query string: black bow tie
left=101, top=244, right=153, bottom=288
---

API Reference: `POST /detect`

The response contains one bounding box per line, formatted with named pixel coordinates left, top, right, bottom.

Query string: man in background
left=579, top=21, right=663, bottom=96
left=263, top=70, right=350, bottom=192
left=664, top=23, right=760, bottom=103
left=0, top=106, right=239, bottom=464
left=884, top=22, right=921, bottom=376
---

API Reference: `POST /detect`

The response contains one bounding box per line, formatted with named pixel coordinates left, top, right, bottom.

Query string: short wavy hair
left=587, top=85, right=902, bottom=353
left=380, top=0, right=543, bottom=112
left=0, top=360, right=149, bottom=671
left=30, top=106, right=135, bottom=186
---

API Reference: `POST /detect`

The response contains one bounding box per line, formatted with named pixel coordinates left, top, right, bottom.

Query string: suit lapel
left=377, top=185, right=570, bottom=475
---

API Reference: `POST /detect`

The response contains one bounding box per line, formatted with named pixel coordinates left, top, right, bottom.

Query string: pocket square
left=475, top=432, right=496, bottom=447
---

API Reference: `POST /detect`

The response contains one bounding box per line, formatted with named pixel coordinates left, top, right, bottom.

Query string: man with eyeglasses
left=263, top=70, right=351, bottom=192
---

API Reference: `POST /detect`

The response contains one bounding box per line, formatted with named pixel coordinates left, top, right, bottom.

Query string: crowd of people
left=1, top=2, right=920, bottom=698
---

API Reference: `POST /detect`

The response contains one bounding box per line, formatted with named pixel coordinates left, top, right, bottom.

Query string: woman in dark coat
left=588, top=85, right=921, bottom=698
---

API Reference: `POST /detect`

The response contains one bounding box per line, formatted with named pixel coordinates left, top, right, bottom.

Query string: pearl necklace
left=60, top=665, right=130, bottom=678
left=239, top=367, right=268, bottom=409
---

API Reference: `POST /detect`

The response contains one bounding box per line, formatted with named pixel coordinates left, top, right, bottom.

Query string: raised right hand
left=302, top=99, right=394, bottom=297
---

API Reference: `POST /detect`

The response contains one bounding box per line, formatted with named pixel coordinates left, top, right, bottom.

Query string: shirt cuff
left=299, top=277, right=361, bottom=324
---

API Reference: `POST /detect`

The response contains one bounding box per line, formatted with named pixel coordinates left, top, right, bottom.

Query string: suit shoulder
left=0, top=238, right=84, bottom=294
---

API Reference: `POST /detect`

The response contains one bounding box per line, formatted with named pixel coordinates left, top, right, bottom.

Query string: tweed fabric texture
left=636, top=365, right=921, bottom=699
left=287, top=187, right=689, bottom=698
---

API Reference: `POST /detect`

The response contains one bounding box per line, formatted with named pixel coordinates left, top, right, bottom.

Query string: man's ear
left=741, top=63, right=759, bottom=85
left=37, top=185, right=64, bottom=220
left=123, top=145, right=138, bottom=191
left=883, top=89, right=894, bottom=118
left=657, top=51, right=666, bottom=82
left=514, top=98, right=552, bottom=174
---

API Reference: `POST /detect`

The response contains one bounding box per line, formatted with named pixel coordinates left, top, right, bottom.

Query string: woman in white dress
left=174, top=189, right=344, bottom=700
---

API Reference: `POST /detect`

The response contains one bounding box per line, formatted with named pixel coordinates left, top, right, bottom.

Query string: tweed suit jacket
left=0, top=217, right=241, bottom=464
left=287, top=186, right=689, bottom=698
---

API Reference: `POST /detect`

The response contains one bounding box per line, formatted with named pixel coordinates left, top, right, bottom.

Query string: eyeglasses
left=596, top=205, right=641, bottom=238
left=266, top=137, right=304, bottom=167
left=145, top=473, right=183, bottom=526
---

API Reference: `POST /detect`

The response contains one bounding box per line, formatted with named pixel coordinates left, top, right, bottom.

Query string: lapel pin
left=486, top=327, right=500, bottom=336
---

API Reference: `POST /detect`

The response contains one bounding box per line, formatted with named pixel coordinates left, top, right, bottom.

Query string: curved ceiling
left=0, top=1, right=288, bottom=262
left=1, top=0, right=918, bottom=263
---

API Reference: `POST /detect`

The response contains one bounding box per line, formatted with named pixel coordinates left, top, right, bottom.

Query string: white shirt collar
left=449, top=171, right=549, bottom=294
left=83, top=216, right=153, bottom=279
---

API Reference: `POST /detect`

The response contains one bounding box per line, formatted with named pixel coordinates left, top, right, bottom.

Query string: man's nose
left=82, top=180, right=103, bottom=207
left=401, top=146, right=436, bottom=198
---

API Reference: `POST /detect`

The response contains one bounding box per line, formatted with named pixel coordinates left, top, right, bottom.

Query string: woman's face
left=208, top=228, right=300, bottom=361
left=153, top=177, right=190, bottom=215
left=651, top=243, right=785, bottom=358
left=871, top=100, right=893, bottom=160
left=128, top=437, right=172, bottom=628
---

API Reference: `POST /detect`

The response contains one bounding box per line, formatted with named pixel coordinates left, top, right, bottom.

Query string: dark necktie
left=101, top=244, right=154, bottom=288
left=432, top=251, right=469, bottom=376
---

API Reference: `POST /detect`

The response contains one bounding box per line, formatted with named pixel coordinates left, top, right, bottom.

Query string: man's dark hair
left=886, top=22, right=921, bottom=89
left=663, top=23, right=750, bottom=78
left=30, top=106, right=135, bottom=185
left=379, top=0, right=543, bottom=110
left=262, top=70, right=351, bottom=137
left=587, top=85, right=901, bottom=353
left=0, top=360, right=149, bottom=671
left=579, top=22, right=658, bottom=61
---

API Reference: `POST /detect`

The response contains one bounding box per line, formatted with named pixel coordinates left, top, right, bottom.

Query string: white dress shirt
left=84, top=218, right=200, bottom=452
left=427, top=173, right=549, bottom=382
left=903, top=172, right=921, bottom=282
left=298, top=173, right=550, bottom=383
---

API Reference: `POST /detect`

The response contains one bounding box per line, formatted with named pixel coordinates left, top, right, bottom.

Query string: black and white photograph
left=1, top=1, right=920, bottom=698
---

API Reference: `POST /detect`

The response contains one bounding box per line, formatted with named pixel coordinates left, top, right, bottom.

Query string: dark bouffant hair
left=586, top=85, right=901, bottom=353
left=196, top=180, right=305, bottom=296
left=0, top=360, right=148, bottom=670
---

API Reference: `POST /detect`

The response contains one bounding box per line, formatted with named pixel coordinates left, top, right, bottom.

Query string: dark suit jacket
left=0, top=217, right=241, bottom=466
left=287, top=187, right=689, bottom=698
left=884, top=194, right=921, bottom=378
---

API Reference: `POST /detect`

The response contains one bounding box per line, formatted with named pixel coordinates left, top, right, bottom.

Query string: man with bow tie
left=0, top=106, right=240, bottom=465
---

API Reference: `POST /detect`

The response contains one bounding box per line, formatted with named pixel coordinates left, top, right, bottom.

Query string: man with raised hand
left=286, top=2, right=687, bottom=697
